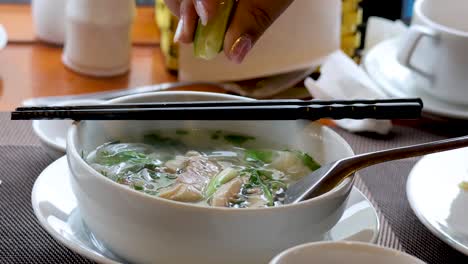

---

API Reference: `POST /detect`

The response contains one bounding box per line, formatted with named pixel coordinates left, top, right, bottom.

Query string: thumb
left=224, top=0, right=294, bottom=63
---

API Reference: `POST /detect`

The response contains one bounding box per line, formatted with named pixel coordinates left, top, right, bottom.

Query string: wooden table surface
left=0, top=4, right=226, bottom=110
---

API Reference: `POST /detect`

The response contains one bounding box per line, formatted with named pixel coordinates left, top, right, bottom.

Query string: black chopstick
left=15, top=98, right=422, bottom=111
left=11, top=99, right=423, bottom=121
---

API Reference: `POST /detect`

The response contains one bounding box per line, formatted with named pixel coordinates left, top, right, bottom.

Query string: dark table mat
left=1, top=115, right=468, bottom=264
left=335, top=124, right=468, bottom=264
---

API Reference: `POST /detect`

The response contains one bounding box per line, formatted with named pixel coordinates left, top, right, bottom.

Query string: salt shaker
left=62, top=0, right=136, bottom=77
left=32, top=0, right=68, bottom=44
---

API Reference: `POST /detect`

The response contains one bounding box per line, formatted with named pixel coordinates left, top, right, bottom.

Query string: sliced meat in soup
left=159, top=152, right=221, bottom=202
left=211, top=177, right=243, bottom=207
left=85, top=130, right=322, bottom=208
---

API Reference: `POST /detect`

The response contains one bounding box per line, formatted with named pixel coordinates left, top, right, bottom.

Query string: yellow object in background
left=155, top=0, right=364, bottom=70
left=341, top=0, right=363, bottom=60
left=155, top=0, right=179, bottom=71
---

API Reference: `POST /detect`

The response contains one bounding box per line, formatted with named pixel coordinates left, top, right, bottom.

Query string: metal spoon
left=284, top=135, right=468, bottom=204
left=21, top=68, right=315, bottom=107
left=20, top=81, right=242, bottom=107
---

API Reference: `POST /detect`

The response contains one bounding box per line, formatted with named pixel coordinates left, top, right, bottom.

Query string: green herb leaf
left=295, top=151, right=321, bottom=171
left=245, top=150, right=274, bottom=163
left=96, top=150, right=151, bottom=166
left=224, top=134, right=255, bottom=145
left=144, top=163, right=160, bottom=171
left=133, top=185, right=144, bottom=191
left=143, top=133, right=184, bottom=148
left=261, top=184, right=274, bottom=207
left=243, top=169, right=274, bottom=206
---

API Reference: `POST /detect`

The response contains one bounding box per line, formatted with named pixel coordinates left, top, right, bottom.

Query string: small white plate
left=407, top=147, right=468, bottom=255
left=363, top=37, right=468, bottom=120
left=32, top=157, right=380, bottom=264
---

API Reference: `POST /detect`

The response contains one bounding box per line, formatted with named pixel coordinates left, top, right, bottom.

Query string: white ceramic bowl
left=66, top=91, right=355, bottom=264
left=269, top=241, right=426, bottom=264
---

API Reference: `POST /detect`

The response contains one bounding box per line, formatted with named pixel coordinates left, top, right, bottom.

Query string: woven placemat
left=2, top=113, right=468, bottom=263
left=0, top=117, right=39, bottom=146
left=0, top=144, right=400, bottom=264
left=0, top=145, right=93, bottom=263
left=335, top=125, right=468, bottom=263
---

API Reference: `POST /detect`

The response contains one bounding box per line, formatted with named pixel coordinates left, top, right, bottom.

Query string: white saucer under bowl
left=31, top=99, right=104, bottom=160
left=407, top=147, right=468, bottom=256
left=32, top=157, right=380, bottom=264
left=363, top=37, right=468, bottom=120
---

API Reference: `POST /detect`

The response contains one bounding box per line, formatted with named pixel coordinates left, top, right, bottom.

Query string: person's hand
left=165, top=0, right=294, bottom=63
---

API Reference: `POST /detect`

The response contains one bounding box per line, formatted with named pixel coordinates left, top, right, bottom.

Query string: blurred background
left=0, top=0, right=419, bottom=105
left=0, top=0, right=416, bottom=67
left=0, top=0, right=416, bottom=22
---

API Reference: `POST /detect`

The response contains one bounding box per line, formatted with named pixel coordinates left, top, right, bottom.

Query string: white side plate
left=407, top=147, right=468, bottom=255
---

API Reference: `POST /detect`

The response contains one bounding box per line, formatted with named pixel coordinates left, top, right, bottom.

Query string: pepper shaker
left=62, top=0, right=136, bottom=77
left=32, top=0, right=68, bottom=44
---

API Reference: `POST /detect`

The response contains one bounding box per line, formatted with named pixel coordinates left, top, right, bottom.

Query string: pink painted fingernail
left=229, top=35, right=253, bottom=64
left=195, top=0, right=208, bottom=25
left=173, top=16, right=184, bottom=43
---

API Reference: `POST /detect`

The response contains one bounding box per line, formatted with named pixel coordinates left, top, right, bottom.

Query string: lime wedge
left=193, top=0, right=235, bottom=60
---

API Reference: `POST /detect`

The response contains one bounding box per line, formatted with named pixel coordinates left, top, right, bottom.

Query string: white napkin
left=364, top=17, right=408, bottom=53
left=0, top=24, right=7, bottom=50
left=304, top=17, right=410, bottom=135
left=305, top=50, right=393, bottom=135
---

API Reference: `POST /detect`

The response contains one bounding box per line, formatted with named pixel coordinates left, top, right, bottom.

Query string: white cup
left=397, top=0, right=468, bottom=105
left=62, top=0, right=136, bottom=77
left=269, top=242, right=426, bottom=264
left=32, top=0, right=67, bottom=44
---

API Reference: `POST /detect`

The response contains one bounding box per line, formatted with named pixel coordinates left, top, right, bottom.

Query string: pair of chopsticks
left=11, top=98, right=423, bottom=121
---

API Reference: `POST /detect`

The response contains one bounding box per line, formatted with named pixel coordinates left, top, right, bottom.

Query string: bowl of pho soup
left=66, top=91, right=355, bottom=264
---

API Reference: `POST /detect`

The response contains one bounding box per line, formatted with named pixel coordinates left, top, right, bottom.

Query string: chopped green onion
left=294, top=151, right=321, bottom=171
left=205, top=167, right=239, bottom=197
left=245, top=150, right=275, bottom=163
left=261, top=184, right=274, bottom=206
